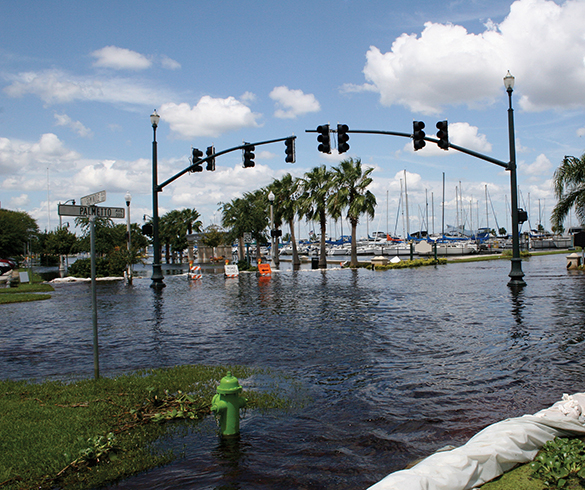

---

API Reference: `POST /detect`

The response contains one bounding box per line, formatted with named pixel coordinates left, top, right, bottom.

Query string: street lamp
left=150, top=110, right=165, bottom=288
left=268, top=191, right=279, bottom=267
left=125, top=191, right=132, bottom=285
left=504, top=71, right=526, bottom=287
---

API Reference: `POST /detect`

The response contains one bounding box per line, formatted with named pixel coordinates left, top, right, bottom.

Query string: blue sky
left=1, top=0, right=585, bottom=238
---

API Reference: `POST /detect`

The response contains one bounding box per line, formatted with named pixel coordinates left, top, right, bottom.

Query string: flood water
left=2, top=254, right=585, bottom=489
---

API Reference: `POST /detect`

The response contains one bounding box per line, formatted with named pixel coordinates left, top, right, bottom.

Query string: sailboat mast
left=485, top=185, right=489, bottom=230
left=404, top=170, right=410, bottom=238
left=400, top=179, right=406, bottom=239
left=425, top=189, right=429, bottom=237
left=432, top=192, right=435, bottom=235
left=456, top=185, right=460, bottom=233
left=442, top=172, right=445, bottom=237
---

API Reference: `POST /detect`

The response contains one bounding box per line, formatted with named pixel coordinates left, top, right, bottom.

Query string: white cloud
left=403, top=122, right=492, bottom=155
left=240, top=91, right=257, bottom=105
left=449, top=122, right=492, bottom=153
left=160, top=55, right=181, bottom=70
left=577, top=127, right=585, bottom=137
left=0, top=133, right=81, bottom=175
left=54, top=113, right=93, bottom=138
left=91, top=46, right=152, bottom=70
left=269, top=86, right=321, bottom=119
left=159, top=96, right=261, bottom=138
left=352, top=0, right=585, bottom=114
left=520, top=153, right=552, bottom=179
left=72, top=159, right=150, bottom=193
left=3, top=69, right=171, bottom=105
left=8, top=194, right=30, bottom=209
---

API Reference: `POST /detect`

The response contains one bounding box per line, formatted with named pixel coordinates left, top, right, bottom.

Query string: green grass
left=480, top=463, right=547, bottom=489
left=0, top=293, right=52, bottom=304
left=0, top=282, right=54, bottom=304
left=0, top=364, right=301, bottom=489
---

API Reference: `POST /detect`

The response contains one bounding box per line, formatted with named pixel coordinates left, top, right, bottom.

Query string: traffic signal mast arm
left=310, top=128, right=509, bottom=170
left=156, top=135, right=296, bottom=191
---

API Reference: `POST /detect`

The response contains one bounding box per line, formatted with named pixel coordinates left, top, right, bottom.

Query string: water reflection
left=3, top=254, right=585, bottom=489
left=509, top=286, right=528, bottom=341
left=212, top=436, right=247, bottom=490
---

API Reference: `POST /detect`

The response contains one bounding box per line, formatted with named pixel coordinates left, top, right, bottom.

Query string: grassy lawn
left=0, top=272, right=54, bottom=304
left=0, top=365, right=299, bottom=489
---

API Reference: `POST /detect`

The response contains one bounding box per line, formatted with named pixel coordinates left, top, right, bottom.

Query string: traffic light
left=243, top=144, right=255, bottom=168
left=141, top=223, right=153, bottom=236
left=436, top=120, right=449, bottom=150
left=337, top=124, right=350, bottom=154
left=206, top=145, right=215, bottom=171
left=413, top=121, right=426, bottom=151
left=316, top=124, right=331, bottom=153
left=191, top=148, right=203, bottom=172
left=284, top=137, right=295, bottom=163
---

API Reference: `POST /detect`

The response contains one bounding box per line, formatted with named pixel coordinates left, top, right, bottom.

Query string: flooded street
left=2, top=254, right=585, bottom=489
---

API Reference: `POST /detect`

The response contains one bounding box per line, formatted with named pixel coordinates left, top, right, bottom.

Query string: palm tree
left=269, top=173, right=301, bottom=269
left=297, top=165, right=333, bottom=268
left=220, top=191, right=269, bottom=261
left=551, top=153, right=585, bottom=233
left=180, top=208, right=202, bottom=262
left=220, top=198, right=247, bottom=261
left=328, top=158, right=376, bottom=267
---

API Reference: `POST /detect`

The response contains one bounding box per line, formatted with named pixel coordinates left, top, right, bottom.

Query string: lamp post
left=125, top=191, right=132, bottom=285
left=504, top=71, right=526, bottom=287
left=268, top=191, right=279, bottom=267
left=150, top=110, right=165, bottom=288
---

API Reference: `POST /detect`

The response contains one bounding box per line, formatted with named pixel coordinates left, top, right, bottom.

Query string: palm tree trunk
left=350, top=218, right=358, bottom=267
left=289, top=218, right=301, bottom=269
left=238, top=236, right=245, bottom=262
left=319, top=210, right=327, bottom=268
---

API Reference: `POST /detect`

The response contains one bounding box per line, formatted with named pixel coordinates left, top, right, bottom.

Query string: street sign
left=58, top=204, right=125, bottom=219
left=243, top=232, right=253, bottom=244
left=80, top=190, right=106, bottom=206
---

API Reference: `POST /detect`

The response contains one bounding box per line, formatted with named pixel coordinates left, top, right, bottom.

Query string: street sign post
left=81, top=190, right=106, bottom=206
left=58, top=194, right=125, bottom=380
left=58, top=204, right=125, bottom=219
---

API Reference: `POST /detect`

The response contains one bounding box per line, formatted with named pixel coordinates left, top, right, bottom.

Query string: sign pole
left=90, top=214, right=99, bottom=380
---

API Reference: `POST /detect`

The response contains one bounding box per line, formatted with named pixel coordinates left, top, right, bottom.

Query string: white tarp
left=369, top=393, right=585, bottom=490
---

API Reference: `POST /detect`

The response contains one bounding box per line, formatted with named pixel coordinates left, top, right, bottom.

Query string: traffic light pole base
left=151, top=264, right=166, bottom=289
left=507, top=258, right=526, bottom=287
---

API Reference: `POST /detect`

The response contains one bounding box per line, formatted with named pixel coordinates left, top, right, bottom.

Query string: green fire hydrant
left=211, top=371, right=247, bottom=437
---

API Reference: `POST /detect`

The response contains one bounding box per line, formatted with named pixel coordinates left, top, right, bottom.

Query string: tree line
left=220, top=157, right=376, bottom=268
left=3, top=151, right=584, bottom=273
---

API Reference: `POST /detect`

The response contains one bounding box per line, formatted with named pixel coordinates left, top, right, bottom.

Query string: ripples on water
left=2, top=255, right=585, bottom=489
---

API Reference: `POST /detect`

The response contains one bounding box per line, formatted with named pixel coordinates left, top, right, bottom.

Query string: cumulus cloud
left=0, top=133, right=80, bottom=175
left=348, top=0, right=585, bottom=114
left=520, top=153, right=552, bottom=179
left=3, top=69, right=170, bottom=105
left=54, top=113, right=93, bottom=137
left=403, top=122, right=492, bottom=155
left=159, top=96, right=261, bottom=138
left=73, top=159, right=149, bottom=192
left=91, top=46, right=152, bottom=70
left=269, top=86, right=321, bottom=119
left=8, top=194, right=30, bottom=209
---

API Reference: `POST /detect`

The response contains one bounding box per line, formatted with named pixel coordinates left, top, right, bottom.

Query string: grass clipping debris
left=0, top=364, right=294, bottom=489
